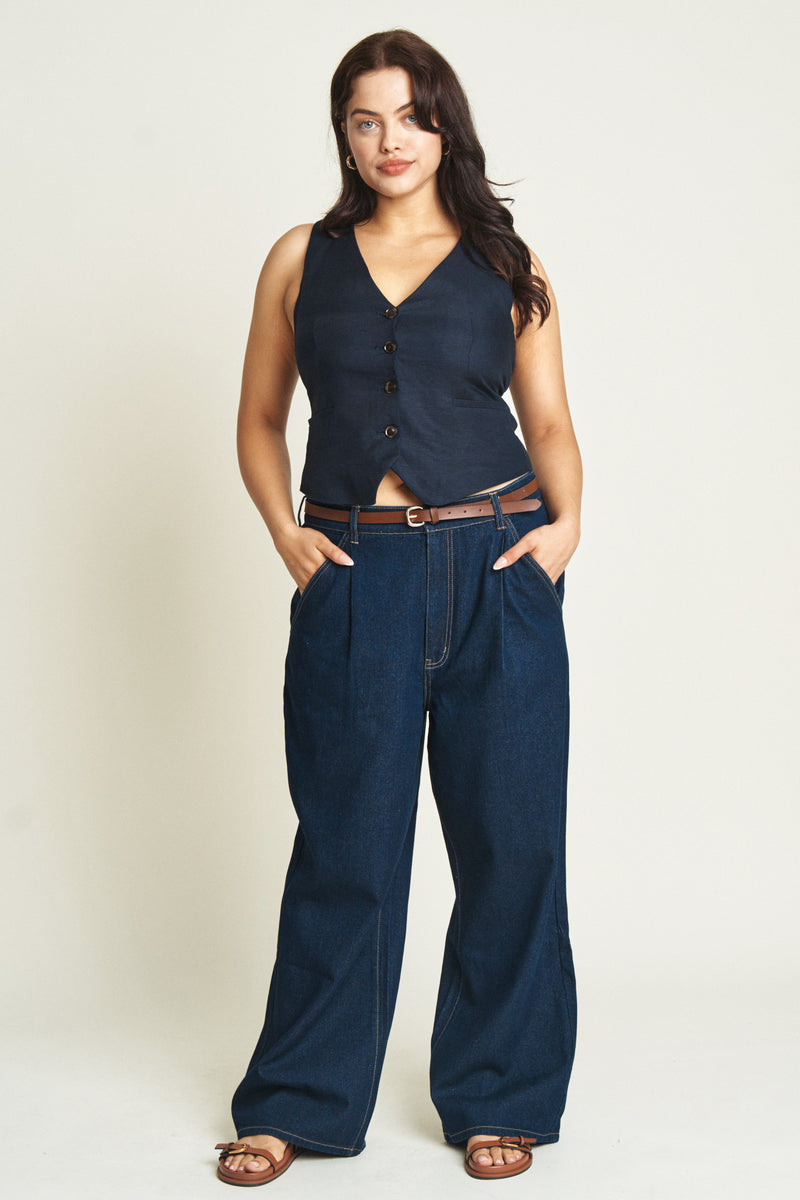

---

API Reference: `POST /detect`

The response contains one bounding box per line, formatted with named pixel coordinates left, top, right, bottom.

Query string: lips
left=379, top=160, right=413, bottom=173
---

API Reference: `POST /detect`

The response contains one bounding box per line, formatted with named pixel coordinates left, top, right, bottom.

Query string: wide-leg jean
left=230, top=466, right=577, bottom=1156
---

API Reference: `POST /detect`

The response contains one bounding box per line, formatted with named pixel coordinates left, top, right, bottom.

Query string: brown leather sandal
left=215, top=1140, right=301, bottom=1186
left=464, top=1134, right=536, bottom=1179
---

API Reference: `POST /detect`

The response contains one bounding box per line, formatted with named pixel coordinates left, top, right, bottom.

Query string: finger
left=492, top=546, right=532, bottom=569
left=299, top=544, right=353, bottom=592
left=313, top=535, right=353, bottom=566
left=493, top=545, right=558, bottom=583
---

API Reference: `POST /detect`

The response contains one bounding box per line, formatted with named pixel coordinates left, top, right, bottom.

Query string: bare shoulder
left=507, top=244, right=564, bottom=365
left=257, top=222, right=315, bottom=288
left=248, top=223, right=317, bottom=334
left=524, top=243, right=555, bottom=301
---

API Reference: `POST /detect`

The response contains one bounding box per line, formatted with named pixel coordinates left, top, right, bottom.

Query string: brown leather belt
left=304, top=474, right=542, bottom=526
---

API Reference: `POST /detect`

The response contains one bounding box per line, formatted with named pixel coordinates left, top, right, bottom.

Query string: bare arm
left=236, top=225, right=354, bottom=591
left=503, top=249, right=583, bottom=583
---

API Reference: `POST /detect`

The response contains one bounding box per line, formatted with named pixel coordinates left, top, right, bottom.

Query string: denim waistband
left=302, top=468, right=539, bottom=531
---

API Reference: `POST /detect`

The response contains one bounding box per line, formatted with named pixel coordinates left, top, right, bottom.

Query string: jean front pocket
left=289, top=526, right=351, bottom=627
left=503, top=513, right=564, bottom=610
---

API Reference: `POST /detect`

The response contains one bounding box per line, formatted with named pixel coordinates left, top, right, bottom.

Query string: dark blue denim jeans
left=230, top=466, right=577, bottom=1156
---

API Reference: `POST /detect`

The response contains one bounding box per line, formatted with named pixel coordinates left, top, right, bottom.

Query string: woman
left=216, top=28, right=582, bottom=1186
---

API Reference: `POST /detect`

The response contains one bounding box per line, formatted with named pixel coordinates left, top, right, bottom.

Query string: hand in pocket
left=282, top=526, right=354, bottom=595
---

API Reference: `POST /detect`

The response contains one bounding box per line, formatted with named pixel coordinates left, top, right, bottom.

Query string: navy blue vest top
left=294, top=219, right=533, bottom=506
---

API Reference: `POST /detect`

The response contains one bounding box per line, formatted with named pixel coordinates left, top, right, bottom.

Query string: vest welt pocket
left=452, top=395, right=511, bottom=410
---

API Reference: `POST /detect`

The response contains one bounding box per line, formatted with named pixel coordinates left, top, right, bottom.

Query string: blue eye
left=356, top=113, right=416, bottom=131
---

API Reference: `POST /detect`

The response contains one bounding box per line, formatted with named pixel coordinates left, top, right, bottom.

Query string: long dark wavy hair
left=321, top=29, right=550, bottom=336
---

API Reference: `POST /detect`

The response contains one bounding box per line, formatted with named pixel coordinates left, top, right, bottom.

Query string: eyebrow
left=349, top=101, right=415, bottom=118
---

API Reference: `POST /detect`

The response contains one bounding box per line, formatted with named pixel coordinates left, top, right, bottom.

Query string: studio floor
left=4, top=971, right=796, bottom=1199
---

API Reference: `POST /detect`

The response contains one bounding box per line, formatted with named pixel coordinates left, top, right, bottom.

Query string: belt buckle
left=405, top=504, right=425, bottom=527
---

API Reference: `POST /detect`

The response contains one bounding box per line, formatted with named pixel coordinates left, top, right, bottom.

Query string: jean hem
left=443, top=1125, right=561, bottom=1146
left=233, top=1125, right=365, bottom=1157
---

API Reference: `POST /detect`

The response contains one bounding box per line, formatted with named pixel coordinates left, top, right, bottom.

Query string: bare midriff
left=374, top=467, right=527, bottom=507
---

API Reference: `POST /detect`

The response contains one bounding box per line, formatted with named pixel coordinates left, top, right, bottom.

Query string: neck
left=365, top=185, right=456, bottom=240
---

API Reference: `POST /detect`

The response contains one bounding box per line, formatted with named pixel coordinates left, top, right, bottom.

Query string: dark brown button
left=383, top=306, right=398, bottom=318
left=383, top=340, right=397, bottom=353
left=384, top=424, right=399, bottom=438
left=384, top=380, right=397, bottom=393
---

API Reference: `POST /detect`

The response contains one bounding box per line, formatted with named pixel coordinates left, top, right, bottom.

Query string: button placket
left=379, top=304, right=398, bottom=403
left=380, top=305, right=398, bottom=430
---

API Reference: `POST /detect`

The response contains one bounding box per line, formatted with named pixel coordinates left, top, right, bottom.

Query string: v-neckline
left=349, top=224, right=463, bottom=309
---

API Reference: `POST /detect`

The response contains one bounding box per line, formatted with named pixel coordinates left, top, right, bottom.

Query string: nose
left=381, top=119, right=404, bottom=154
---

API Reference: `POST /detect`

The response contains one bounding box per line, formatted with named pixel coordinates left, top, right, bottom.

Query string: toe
left=467, top=1136, right=529, bottom=1171
left=470, top=1139, right=498, bottom=1166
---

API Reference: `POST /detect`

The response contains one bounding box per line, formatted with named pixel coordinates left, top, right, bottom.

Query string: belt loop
left=349, top=504, right=360, bottom=544
left=490, top=490, right=505, bottom=529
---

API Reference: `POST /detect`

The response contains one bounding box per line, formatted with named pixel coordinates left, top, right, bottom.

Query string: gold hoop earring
left=442, top=140, right=450, bottom=156
left=346, top=153, right=357, bottom=170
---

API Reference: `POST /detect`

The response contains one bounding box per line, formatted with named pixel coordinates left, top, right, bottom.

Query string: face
left=341, top=66, right=445, bottom=198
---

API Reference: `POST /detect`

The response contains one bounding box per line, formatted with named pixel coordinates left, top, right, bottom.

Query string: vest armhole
left=293, top=220, right=323, bottom=334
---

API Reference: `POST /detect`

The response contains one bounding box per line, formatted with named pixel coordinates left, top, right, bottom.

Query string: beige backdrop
left=2, top=1, right=797, bottom=1196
